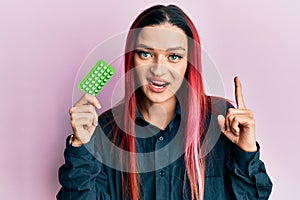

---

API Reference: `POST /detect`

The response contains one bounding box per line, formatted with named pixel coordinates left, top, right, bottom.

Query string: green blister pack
left=78, top=59, right=116, bottom=96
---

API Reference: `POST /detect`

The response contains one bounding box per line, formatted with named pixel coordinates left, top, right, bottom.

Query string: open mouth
left=148, top=79, right=170, bottom=89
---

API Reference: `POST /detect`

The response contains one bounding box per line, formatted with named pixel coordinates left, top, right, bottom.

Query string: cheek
left=133, top=53, right=145, bottom=68
left=170, top=64, right=187, bottom=87
left=135, top=67, right=148, bottom=84
left=180, top=67, right=187, bottom=77
left=174, top=63, right=188, bottom=78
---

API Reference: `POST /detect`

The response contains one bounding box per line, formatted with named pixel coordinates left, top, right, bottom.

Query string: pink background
left=1, top=0, right=299, bottom=199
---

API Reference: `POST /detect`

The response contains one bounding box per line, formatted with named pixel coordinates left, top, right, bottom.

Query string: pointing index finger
left=234, top=76, right=246, bottom=109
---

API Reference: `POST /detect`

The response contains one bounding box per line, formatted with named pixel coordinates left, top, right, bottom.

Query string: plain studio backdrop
left=0, top=0, right=299, bottom=199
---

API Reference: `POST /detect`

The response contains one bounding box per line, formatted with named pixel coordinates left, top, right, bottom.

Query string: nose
left=150, top=55, right=167, bottom=76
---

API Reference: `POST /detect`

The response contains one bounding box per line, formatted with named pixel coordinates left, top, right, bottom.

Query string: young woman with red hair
left=58, top=5, right=272, bottom=200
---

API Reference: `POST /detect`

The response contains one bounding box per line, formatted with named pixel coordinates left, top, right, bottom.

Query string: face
left=134, top=23, right=188, bottom=105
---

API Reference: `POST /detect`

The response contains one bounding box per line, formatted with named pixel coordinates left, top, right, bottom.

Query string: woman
left=57, top=4, right=272, bottom=200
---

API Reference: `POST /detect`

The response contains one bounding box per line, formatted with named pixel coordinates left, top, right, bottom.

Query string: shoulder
left=201, top=96, right=234, bottom=156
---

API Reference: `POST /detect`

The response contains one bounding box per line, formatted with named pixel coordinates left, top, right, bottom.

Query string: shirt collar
left=135, top=102, right=181, bottom=131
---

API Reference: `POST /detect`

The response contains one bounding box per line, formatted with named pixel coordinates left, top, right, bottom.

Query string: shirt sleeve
left=224, top=142, right=273, bottom=199
left=56, top=135, right=111, bottom=200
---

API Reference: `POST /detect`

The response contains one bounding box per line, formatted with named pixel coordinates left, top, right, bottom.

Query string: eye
left=168, top=54, right=182, bottom=62
left=135, top=50, right=151, bottom=59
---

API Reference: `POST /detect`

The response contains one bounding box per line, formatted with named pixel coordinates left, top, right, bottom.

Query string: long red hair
left=115, top=5, right=208, bottom=200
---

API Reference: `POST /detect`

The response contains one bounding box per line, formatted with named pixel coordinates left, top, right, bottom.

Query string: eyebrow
left=135, top=44, right=186, bottom=52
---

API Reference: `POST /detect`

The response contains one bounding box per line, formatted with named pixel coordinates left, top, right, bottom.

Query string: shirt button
left=159, top=170, right=165, bottom=176
left=159, top=136, right=164, bottom=141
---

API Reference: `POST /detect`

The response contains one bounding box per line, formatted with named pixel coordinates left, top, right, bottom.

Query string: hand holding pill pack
left=78, top=59, right=116, bottom=96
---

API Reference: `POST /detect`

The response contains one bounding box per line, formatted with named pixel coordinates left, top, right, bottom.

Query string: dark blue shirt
left=57, top=96, right=272, bottom=199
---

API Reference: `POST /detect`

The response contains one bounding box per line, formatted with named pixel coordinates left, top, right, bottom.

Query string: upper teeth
left=150, top=80, right=167, bottom=86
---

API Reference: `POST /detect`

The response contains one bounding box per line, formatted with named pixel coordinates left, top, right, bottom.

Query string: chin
left=145, top=91, right=175, bottom=104
left=147, top=97, right=169, bottom=104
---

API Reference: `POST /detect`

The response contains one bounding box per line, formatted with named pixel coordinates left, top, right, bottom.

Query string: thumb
left=217, top=115, right=226, bottom=132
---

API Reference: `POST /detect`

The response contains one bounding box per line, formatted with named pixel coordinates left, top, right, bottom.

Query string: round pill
left=100, top=63, right=103, bottom=66
left=86, top=81, right=89, bottom=84
left=109, top=72, right=113, bottom=75
left=104, top=66, right=107, bottom=69
left=101, top=82, right=104, bottom=86
left=101, top=76, right=104, bottom=79
left=98, top=86, right=101, bottom=89
left=104, top=72, right=107, bottom=76
left=95, top=83, right=99, bottom=86
left=82, top=85, right=86, bottom=88
left=89, top=84, right=92, bottom=87
left=104, top=79, right=107, bottom=82
left=107, top=75, right=111, bottom=78
left=100, top=69, right=104, bottom=73
left=97, top=67, right=100, bottom=70
left=92, top=80, right=95, bottom=84
left=97, top=80, right=101, bottom=83
left=88, top=77, right=92, bottom=81
left=92, top=74, right=95, bottom=77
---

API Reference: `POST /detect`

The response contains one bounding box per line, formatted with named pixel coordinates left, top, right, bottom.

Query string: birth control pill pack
left=78, top=59, right=116, bottom=96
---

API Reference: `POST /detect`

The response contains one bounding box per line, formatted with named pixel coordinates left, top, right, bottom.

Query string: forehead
left=136, top=24, right=188, bottom=50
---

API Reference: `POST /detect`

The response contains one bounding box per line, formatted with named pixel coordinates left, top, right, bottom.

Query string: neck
left=140, top=96, right=177, bottom=130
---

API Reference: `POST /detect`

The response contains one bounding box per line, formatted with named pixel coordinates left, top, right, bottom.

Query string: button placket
left=154, top=131, right=169, bottom=199
left=159, top=170, right=165, bottom=176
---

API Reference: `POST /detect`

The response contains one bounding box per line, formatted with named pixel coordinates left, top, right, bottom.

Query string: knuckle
left=88, top=104, right=94, bottom=111
left=87, top=118, right=93, bottom=125
left=250, top=118, right=255, bottom=125
left=71, top=120, right=76, bottom=128
left=228, top=108, right=234, bottom=114
left=85, top=93, right=93, bottom=101
left=94, top=109, right=98, bottom=116
left=84, top=93, right=90, bottom=98
left=69, top=107, right=74, bottom=114
left=248, top=110, right=254, bottom=117
left=232, top=116, right=238, bottom=123
left=70, top=113, right=76, bottom=119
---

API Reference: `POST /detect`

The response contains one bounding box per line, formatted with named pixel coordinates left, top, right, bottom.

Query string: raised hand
left=217, top=76, right=257, bottom=152
left=69, top=94, right=101, bottom=147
